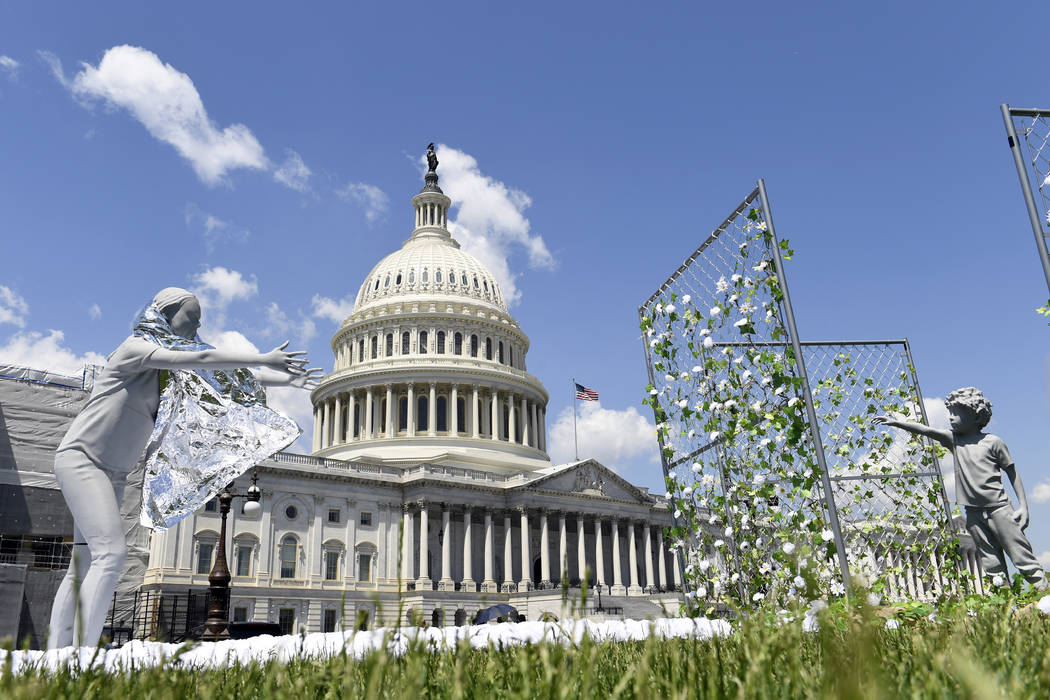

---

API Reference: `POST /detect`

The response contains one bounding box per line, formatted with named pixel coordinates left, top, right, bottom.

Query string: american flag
left=575, top=383, right=599, bottom=401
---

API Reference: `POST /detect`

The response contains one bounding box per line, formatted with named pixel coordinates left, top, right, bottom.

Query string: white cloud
left=429, top=145, right=554, bottom=306
left=189, top=266, right=258, bottom=335
left=1031, top=481, right=1050, bottom=505
left=311, top=293, right=356, bottom=325
left=88, top=303, right=102, bottom=320
left=0, top=286, right=29, bottom=327
left=53, top=45, right=267, bottom=186
left=338, top=182, right=389, bottom=223
left=0, top=55, right=19, bottom=80
left=548, top=401, right=658, bottom=469
left=185, top=203, right=250, bottom=252
left=1039, top=551, right=1050, bottom=569
left=0, top=330, right=107, bottom=375
left=263, top=302, right=316, bottom=346
left=273, top=149, right=312, bottom=192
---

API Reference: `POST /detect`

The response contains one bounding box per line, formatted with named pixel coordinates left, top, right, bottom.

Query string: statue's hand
left=1014, top=508, right=1031, bottom=531
left=872, top=415, right=894, bottom=427
left=262, top=341, right=309, bottom=375
left=288, top=367, right=323, bottom=390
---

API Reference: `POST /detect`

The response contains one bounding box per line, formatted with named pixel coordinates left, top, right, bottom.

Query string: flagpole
left=572, top=377, right=579, bottom=461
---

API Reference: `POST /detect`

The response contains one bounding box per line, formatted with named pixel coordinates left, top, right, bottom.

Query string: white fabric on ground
left=1, top=618, right=731, bottom=675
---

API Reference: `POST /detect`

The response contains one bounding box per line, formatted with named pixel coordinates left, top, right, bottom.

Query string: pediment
left=521, top=459, right=650, bottom=503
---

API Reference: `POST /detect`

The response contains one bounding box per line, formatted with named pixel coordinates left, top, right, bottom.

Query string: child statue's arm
left=872, top=415, right=953, bottom=449
left=1003, top=463, right=1031, bottom=531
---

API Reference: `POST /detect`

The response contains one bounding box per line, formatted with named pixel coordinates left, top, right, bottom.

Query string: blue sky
left=3, top=2, right=1050, bottom=562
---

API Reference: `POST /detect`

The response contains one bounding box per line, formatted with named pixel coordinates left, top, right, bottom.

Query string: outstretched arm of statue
left=1004, top=464, right=1031, bottom=531
left=872, top=415, right=953, bottom=449
left=256, top=366, right=323, bottom=389
left=144, top=340, right=310, bottom=376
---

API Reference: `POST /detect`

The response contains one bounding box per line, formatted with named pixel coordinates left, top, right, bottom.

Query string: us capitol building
left=141, top=160, right=682, bottom=632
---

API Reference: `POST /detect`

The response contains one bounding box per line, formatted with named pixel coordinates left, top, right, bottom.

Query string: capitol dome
left=309, top=160, right=550, bottom=471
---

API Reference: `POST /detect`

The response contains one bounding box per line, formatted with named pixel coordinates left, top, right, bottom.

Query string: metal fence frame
left=639, top=181, right=957, bottom=603
left=1002, top=104, right=1050, bottom=296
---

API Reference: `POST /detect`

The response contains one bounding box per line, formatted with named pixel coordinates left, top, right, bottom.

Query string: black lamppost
left=201, top=470, right=262, bottom=641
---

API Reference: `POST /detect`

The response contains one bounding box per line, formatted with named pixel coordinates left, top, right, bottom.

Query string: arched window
left=498, top=341, right=504, bottom=364
left=469, top=335, right=478, bottom=358
left=437, top=331, right=445, bottom=354
left=485, top=338, right=492, bottom=360
left=437, top=396, right=447, bottom=431
left=401, top=331, right=410, bottom=354
left=408, top=269, right=415, bottom=284
left=374, top=278, right=380, bottom=290
left=473, top=275, right=479, bottom=289
left=385, top=333, right=393, bottom=356
left=279, top=536, right=297, bottom=579
left=359, top=339, right=365, bottom=361
left=233, top=536, right=256, bottom=577
left=399, top=397, right=408, bottom=432
left=395, top=272, right=402, bottom=285
left=509, top=346, right=514, bottom=367
left=195, top=533, right=217, bottom=575
left=502, top=402, right=510, bottom=441
left=483, top=280, right=489, bottom=293
left=384, top=275, right=390, bottom=288
left=457, top=397, right=465, bottom=433
left=435, top=269, right=442, bottom=283
left=371, top=336, right=378, bottom=359
left=422, top=268, right=428, bottom=283
left=461, top=273, right=468, bottom=286
left=454, top=332, right=463, bottom=355
left=419, top=330, right=428, bottom=354
left=417, top=396, right=428, bottom=432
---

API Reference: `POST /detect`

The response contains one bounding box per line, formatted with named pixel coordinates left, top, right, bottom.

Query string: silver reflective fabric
left=133, top=305, right=301, bottom=530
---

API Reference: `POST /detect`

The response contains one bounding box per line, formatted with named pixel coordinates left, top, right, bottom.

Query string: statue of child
left=874, top=387, right=1047, bottom=591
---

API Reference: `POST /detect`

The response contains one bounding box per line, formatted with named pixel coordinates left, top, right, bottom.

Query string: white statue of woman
left=47, top=287, right=318, bottom=649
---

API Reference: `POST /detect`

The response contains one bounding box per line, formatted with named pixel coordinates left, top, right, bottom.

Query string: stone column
left=502, top=512, right=514, bottom=592
left=312, top=406, right=321, bottom=452
left=611, top=519, right=625, bottom=595
left=334, top=394, right=343, bottom=445
left=657, top=529, right=668, bottom=589
left=490, top=388, right=499, bottom=441
left=520, top=397, right=529, bottom=446
left=595, top=518, right=606, bottom=587
left=482, top=510, right=497, bottom=592
left=365, top=387, right=374, bottom=439
left=407, top=384, right=415, bottom=437
left=558, top=512, right=567, bottom=583
left=673, top=549, right=682, bottom=588
left=508, top=393, right=516, bottom=443
left=385, top=384, right=394, bottom=437
left=519, top=508, right=531, bottom=590
left=450, top=385, right=459, bottom=434
left=540, top=510, right=551, bottom=587
left=471, top=385, right=480, bottom=438
left=530, top=403, right=538, bottom=449
left=439, top=505, right=453, bottom=590
left=644, top=524, right=655, bottom=591
left=417, top=503, right=431, bottom=588
left=576, top=514, right=587, bottom=584
left=462, top=508, right=475, bottom=590
left=538, top=408, right=546, bottom=451
left=627, top=522, right=641, bottom=595
left=428, top=382, right=437, bottom=436
left=322, top=400, right=332, bottom=448
left=401, top=506, right=414, bottom=584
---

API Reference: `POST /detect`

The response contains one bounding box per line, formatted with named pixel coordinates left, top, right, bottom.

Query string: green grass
left=4, top=601, right=1050, bottom=699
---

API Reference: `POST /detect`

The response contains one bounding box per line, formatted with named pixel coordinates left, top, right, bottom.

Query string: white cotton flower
left=724, top=399, right=737, bottom=409
left=665, top=374, right=676, bottom=382
left=793, top=575, right=805, bottom=588
left=774, top=386, right=785, bottom=395
left=649, top=339, right=658, bottom=347
left=731, top=274, right=742, bottom=283
left=703, top=336, right=714, bottom=349
left=761, top=376, right=772, bottom=385
left=782, top=542, right=796, bottom=555
left=821, top=530, right=834, bottom=542
left=679, top=371, right=690, bottom=380
left=992, top=574, right=1005, bottom=587
left=678, top=399, right=689, bottom=408
left=710, top=431, right=720, bottom=441
left=759, top=437, right=772, bottom=447
left=687, top=429, right=696, bottom=439
left=752, top=473, right=766, bottom=486
left=699, top=328, right=711, bottom=336
left=731, top=572, right=741, bottom=583
left=682, top=294, right=691, bottom=304
left=753, top=592, right=765, bottom=602
left=710, top=401, right=722, bottom=411
left=724, top=527, right=733, bottom=537
left=673, top=509, right=682, bottom=518
left=787, top=397, right=799, bottom=407
left=698, top=559, right=711, bottom=572
left=728, top=294, right=739, bottom=304
left=714, top=538, right=724, bottom=548
left=691, top=462, right=702, bottom=473
left=691, top=365, right=703, bottom=373
left=683, top=485, right=693, bottom=496
left=665, top=304, right=676, bottom=314
left=650, top=389, right=659, bottom=395
left=734, top=318, right=749, bottom=328
left=710, top=306, right=721, bottom=316
left=665, top=491, right=672, bottom=499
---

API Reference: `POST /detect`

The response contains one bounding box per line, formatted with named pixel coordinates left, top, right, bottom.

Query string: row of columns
left=334, top=329, right=523, bottom=371
left=415, top=201, right=448, bottom=229
left=314, top=384, right=547, bottom=452
left=398, top=504, right=682, bottom=594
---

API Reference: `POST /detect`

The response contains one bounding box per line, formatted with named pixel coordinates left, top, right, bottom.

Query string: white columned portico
left=627, top=521, right=641, bottom=595
left=657, top=529, right=668, bottom=589
left=439, top=505, right=453, bottom=590
left=482, top=510, right=497, bottom=592
left=385, top=384, right=393, bottom=437
left=417, top=502, right=431, bottom=587
left=490, top=389, right=499, bottom=441
left=611, top=519, right=625, bottom=595
left=450, top=385, right=459, bottom=434
left=644, top=523, right=655, bottom=591
left=595, top=518, right=606, bottom=588
left=462, top=508, right=475, bottom=590
left=540, top=510, right=551, bottom=586
left=407, top=384, right=415, bottom=437
left=576, top=514, right=587, bottom=583
left=519, top=508, right=531, bottom=590
left=558, top=512, right=567, bottom=583
left=471, top=385, right=480, bottom=438
left=502, top=512, right=514, bottom=592
left=428, top=382, right=437, bottom=436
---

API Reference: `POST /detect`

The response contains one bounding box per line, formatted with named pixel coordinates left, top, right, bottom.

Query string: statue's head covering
left=152, top=287, right=196, bottom=314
